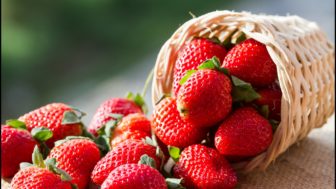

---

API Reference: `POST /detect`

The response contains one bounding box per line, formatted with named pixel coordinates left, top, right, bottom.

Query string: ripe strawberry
left=91, top=140, right=161, bottom=186
left=173, top=38, right=227, bottom=95
left=101, top=164, right=167, bottom=189
left=19, top=103, right=83, bottom=147
left=255, top=88, right=282, bottom=121
left=88, top=98, right=142, bottom=136
left=1, top=125, right=37, bottom=177
left=48, top=137, right=101, bottom=189
left=215, top=107, right=273, bottom=157
left=152, top=97, right=207, bottom=148
left=222, top=38, right=277, bottom=86
left=173, top=144, right=237, bottom=189
left=110, top=113, right=151, bottom=147
left=10, top=166, right=72, bottom=189
left=177, top=69, right=232, bottom=127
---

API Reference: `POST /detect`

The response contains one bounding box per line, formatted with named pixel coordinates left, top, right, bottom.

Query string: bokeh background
left=1, top=0, right=335, bottom=124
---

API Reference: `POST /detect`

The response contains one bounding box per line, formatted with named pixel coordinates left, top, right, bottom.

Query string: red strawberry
left=152, top=97, right=207, bottom=148
left=215, top=107, right=273, bottom=157
left=1, top=125, right=37, bottom=177
left=174, top=144, right=237, bottom=189
left=255, top=88, right=282, bottom=120
left=10, top=166, right=72, bottom=189
left=101, top=164, right=167, bottom=189
left=110, top=113, right=151, bottom=147
left=91, top=140, right=161, bottom=186
left=88, top=98, right=142, bottom=136
left=177, top=68, right=232, bottom=127
left=222, top=38, right=277, bottom=86
left=48, top=137, right=101, bottom=189
left=173, top=38, right=227, bottom=95
left=19, top=103, right=83, bottom=147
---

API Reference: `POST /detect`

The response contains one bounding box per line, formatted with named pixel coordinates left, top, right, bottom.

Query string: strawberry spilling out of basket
left=1, top=36, right=282, bottom=189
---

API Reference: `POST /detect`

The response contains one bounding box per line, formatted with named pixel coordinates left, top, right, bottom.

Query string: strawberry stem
left=141, top=67, right=154, bottom=98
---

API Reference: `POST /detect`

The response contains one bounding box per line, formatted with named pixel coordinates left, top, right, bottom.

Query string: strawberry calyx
left=168, top=146, right=181, bottom=162
left=6, top=119, right=27, bottom=130
left=143, top=135, right=165, bottom=171
left=126, top=92, right=148, bottom=114
left=31, top=127, right=53, bottom=158
left=179, top=56, right=229, bottom=86
left=165, top=178, right=185, bottom=189
left=138, top=154, right=156, bottom=169
left=231, top=76, right=260, bottom=103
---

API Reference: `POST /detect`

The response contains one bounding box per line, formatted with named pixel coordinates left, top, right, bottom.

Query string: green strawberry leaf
left=19, top=162, right=33, bottom=170
left=197, top=57, right=229, bottom=75
left=6, top=119, right=27, bottom=130
left=94, top=135, right=110, bottom=155
left=138, top=154, right=156, bottom=169
left=44, top=158, right=73, bottom=182
left=54, top=166, right=72, bottom=181
left=31, top=127, right=53, bottom=142
left=126, top=92, right=148, bottom=114
left=269, top=119, right=280, bottom=132
left=62, top=111, right=81, bottom=125
left=168, top=146, right=181, bottom=162
left=166, top=178, right=185, bottom=189
left=231, top=76, right=260, bottom=102
left=109, top=113, right=123, bottom=121
left=44, top=158, right=57, bottom=172
left=68, top=106, right=87, bottom=119
left=105, top=120, right=118, bottom=138
left=81, top=126, right=95, bottom=139
left=32, top=146, right=46, bottom=168
left=260, top=105, right=270, bottom=119
left=71, top=183, right=79, bottom=189
left=179, top=70, right=196, bottom=85
left=144, top=136, right=156, bottom=147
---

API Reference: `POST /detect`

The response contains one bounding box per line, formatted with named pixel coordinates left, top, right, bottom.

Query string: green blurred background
left=1, top=0, right=334, bottom=123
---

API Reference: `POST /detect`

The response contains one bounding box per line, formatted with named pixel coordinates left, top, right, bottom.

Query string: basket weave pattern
left=151, top=10, right=335, bottom=172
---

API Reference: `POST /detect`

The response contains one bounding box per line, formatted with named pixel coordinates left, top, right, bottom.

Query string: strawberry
left=152, top=97, right=207, bottom=148
left=1, top=125, right=37, bottom=177
left=91, top=140, right=161, bottom=186
left=215, top=107, right=273, bottom=157
left=101, top=164, right=167, bottom=189
left=255, top=88, right=282, bottom=121
left=177, top=58, right=232, bottom=127
left=18, top=103, right=83, bottom=147
left=10, top=146, right=73, bottom=189
left=110, top=113, right=151, bottom=147
left=173, top=38, right=227, bottom=95
left=10, top=166, right=72, bottom=189
left=222, top=38, right=277, bottom=87
left=48, top=137, right=101, bottom=189
left=173, top=144, right=237, bottom=189
left=88, top=98, right=143, bottom=136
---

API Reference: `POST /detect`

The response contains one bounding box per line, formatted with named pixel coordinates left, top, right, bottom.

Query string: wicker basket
left=151, top=10, right=335, bottom=172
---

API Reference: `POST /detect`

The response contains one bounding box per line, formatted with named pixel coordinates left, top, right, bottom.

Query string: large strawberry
left=173, top=144, right=237, bottom=189
left=222, top=38, right=277, bottom=86
left=110, top=113, right=151, bottom=147
left=173, top=38, right=227, bottom=95
left=48, top=137, right=101, bottom=189
left=19, top=103, right=83, bottom=147
left=152, top=97, right=207, bottom=148
left=255, top=88, right=282, bottom=121
left=10, top=146, right=73, bottom=189
left=215, top=107, right=273, bottom=157
left=91, top=140, right=161, bottom=186
left=177, top=58, right=232, bottom=127
left=88, top=98, right=143, bottom=136
left=1, top=125, right=37, bottom=177
left=101, top=164, right=167, bottom=189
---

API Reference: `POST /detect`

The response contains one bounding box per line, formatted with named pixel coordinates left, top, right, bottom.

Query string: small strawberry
left=177, top=58, right=232, bottom=127
left=10, top=146, right=73, bottom=189
left=255, top=88, right=282, bottom=121
left=110, top=113, right=151, bottom=147
left=152, top=97, right=207, bottom=148
left=1, top=125, right=37, bottom=177
left=91, top=140, right=161, bottom=186
left=222, top=38, right=277, bottom=87
left=88, top=98, right=143, bottom=136
left=101, top=164, right=167, bottom=189
left=48, top=137, right=101, bottom=189
left=173, top=144, right=237, bottom=189
left=215, top=107, right=273, bottom=157
left=173, top=38, right=227, bottom=95
left=18, top=103, right=83, bottom=147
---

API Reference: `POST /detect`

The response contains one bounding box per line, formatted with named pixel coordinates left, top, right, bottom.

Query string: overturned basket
left=151, top=10, right=335, bottom=172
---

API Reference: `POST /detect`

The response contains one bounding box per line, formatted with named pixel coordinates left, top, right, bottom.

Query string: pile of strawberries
left=1, top=36, right=282, bottom=189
